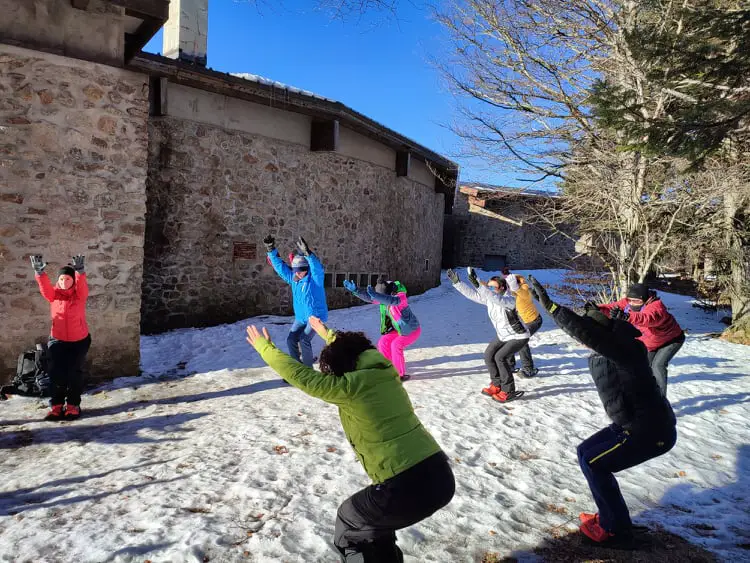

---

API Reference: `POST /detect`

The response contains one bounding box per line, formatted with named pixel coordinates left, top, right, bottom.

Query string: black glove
left=72, top=255, right=85, bottom=273
left=446, top=269, right=459, bottom=285
left=30, top=255, right=46, bottom=274
left=611, top=306, right=629, bottom=321
left=527, top=274, right=556, bottom=312
left=263, top=235, right=276, bottom=253
left=296, top=236, right=311, bottom=257
left=583, top=301, right=599, bottom=313
left=467, top=267, right=480, bottom=289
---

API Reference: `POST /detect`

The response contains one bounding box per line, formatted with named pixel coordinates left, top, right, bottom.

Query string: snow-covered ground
left=1, top=269, right=748, bottom=562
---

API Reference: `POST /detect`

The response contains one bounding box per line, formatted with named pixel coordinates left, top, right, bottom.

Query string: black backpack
left=0, top=344, right=51, bottom=400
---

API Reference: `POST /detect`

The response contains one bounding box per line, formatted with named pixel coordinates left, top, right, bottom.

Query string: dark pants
left=515, top=316, right=543, bottom=372
left=577, top=423, right=677, bottom=535
left=484, top=338, right=528, bottom=392
left=287, top=320, right=314, bottom=366
left=334, top=452, right=455, bottom=562
left=647, top=333, right=685, bottom=397
left=48, top=335, right=91, bottom=407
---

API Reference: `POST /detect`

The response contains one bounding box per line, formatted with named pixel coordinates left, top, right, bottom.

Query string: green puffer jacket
left=255, top=332, right=441, bottom=484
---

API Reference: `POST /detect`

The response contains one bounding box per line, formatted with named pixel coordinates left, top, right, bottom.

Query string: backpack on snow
left=0, top=343, right=51, bottom=400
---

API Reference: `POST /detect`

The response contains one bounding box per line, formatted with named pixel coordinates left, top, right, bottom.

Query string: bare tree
left=435, top=0, right=719, bottom=292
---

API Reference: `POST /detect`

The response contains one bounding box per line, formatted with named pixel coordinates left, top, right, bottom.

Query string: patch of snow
left=1, top=269, right=748, bottom=561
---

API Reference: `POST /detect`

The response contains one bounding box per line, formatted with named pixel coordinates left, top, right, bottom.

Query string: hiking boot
left=481, top=383, right=501, bottom=396
left=493, top=390, right=524, bottom=403
left=64, top=404, right=81, bottom=420
left=580, top=519, right=613, bottom=543
left=45, top=404, right=64, bottom=421
left=400, top=374, right=411, bottom=381
left=519, top=368, right=539, bottom=378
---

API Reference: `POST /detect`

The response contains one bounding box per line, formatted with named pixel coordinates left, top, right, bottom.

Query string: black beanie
left=58, top=265, right=76, bottom=279
left=626, top=283, right=649, bottom=301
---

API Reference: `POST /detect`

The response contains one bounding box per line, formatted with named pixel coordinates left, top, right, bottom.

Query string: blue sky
left=144, top=0, right=515, bottom=185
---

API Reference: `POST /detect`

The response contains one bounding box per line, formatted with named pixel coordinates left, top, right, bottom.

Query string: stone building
left=0, top=0, right=457, bottom=382
left=444, top=183, right=577, bottom=271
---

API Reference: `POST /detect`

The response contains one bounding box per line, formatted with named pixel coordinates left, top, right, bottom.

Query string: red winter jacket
left=599, top=294, right=683, bottom=352
left=35, top=272, right=90, bottom=342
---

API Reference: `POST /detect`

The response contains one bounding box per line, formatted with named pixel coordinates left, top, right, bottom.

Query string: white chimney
left=163, top=0, right=208, bottom=66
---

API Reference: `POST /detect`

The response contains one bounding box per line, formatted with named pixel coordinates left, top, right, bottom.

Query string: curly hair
left=318, top=331, right=376, bottom=377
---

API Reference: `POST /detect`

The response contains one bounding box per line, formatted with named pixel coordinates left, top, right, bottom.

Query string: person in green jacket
left=246, top=316, right=455, bottom=563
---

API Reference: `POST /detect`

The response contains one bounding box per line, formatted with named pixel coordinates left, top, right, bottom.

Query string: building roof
left=129, top=53, right=459, bottom=177
left=460, top=182, right=558, bottom=199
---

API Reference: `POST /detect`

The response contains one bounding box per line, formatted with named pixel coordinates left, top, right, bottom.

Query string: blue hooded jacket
left=268, top=249, right=329, bottom=323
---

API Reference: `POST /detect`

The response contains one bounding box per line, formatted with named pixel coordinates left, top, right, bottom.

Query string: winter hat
left=58, top=265, right=76, bottom=279
left=291, top=255, right=309, bottom=272
left=626, top=283, right=649, bottom=302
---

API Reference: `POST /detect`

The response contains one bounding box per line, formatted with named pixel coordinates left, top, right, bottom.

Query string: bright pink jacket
left=35, top=272, right=90, bottom=342
left=599, top=295, right=683, bottom=351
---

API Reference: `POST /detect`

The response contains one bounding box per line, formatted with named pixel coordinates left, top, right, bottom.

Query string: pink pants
left=377, top=328, right=421, bottom=377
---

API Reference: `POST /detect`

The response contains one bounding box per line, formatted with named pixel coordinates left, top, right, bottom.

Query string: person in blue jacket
left=264, top=235, right=329, bottom=366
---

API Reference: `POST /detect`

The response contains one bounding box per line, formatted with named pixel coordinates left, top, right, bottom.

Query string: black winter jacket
left=551, top=305, right=676, bottom=435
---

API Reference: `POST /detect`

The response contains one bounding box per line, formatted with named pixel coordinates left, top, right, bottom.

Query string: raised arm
left=366, top=286, right=401, bottom=306
left=598, top=297, right=628, bottom=314
left=453, top=280, right=488, bottom=305
left=306, top=253, right=325, bottom=285
left=627, top=300, right=669, bottom=325
left=344, top=280, right=373, bottom=303
left=253, top=336, right=351, bottom=405
left=72, top=255, right=88, bottom=300
left=35, top=273, right=56, bottom=302
left=549, top=305, right=632, bottom=364
left=268, top=249, right=294, bottom=285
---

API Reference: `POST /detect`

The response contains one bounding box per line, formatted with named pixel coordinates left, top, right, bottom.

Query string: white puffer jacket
left=453, top=281, right=530, bottom=341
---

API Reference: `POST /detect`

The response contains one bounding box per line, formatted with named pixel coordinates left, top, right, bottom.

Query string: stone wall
left=142, top=117, right=445, bottom=333
left=0, top=44, right=148, bottom=383
left=449, top=189, right=577, bottom=271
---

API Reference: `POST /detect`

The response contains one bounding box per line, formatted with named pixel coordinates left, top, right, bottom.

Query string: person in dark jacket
left=30, top=254, right=91, bottom=421
left=597, top=283, right=685, bottom=397
left=264, top=235, right=329, bottom=367
left=528, top=275, right=677, bottom=546
left=246, top=316, right=454, bottom=562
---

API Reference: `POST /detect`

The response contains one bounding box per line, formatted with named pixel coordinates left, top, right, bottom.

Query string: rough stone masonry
left=0, top=44, right=148, bottom=383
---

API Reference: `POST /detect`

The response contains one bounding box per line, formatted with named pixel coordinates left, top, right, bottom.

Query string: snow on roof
left=230, top=73, right=335, bottom=102
left=460, top=181, right=559, bottom=198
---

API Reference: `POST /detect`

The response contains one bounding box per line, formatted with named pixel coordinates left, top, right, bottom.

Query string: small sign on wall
left=233, top=242, right=257, bottom=261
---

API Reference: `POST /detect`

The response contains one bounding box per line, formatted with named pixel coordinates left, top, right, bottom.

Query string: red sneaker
left=481, top=384, right=501, bottom=396
left=580, top=519, right=614, bottom=543
left=579, top=513, right=598, bottom=526
left=492, top=390, right=524, bottom=402
left=64, top=404, right=81, bottom=420
left=45, top=404, right=64, bottom=421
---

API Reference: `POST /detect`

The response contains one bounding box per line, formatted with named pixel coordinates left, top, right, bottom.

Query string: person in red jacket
left=30, top=254, right=91, bottom=421
left=595, top=283, right=684, bottom=397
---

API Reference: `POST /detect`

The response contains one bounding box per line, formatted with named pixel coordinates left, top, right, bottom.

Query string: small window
left=425, top=259, right=429, bottom=271
left=359, top=273, right=369, bottom=287
left=324, top=273, right=333, bottom=288
left=335, top=273, right=347, bottom=288
left=370, top=274, right=380, bottom=286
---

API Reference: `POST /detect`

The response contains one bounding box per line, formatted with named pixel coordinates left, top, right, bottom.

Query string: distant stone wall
left=141, top=117, right=444, bottom=333
left=449, top=189, right=577, bottom=271
left=0, top=44, right=148, bottom=383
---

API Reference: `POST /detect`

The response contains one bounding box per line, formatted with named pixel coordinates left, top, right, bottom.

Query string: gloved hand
left=528, top=275, right=556, bottom=312
left=263, top=235, right=276, bottom=253
left=30, top=255, right=46, bottom=274
left=72, top=255, right=85, bottom=273
left=343, top=280, right=357, bottom=293
left=467, top=267, right=480, bottom=289
left=296, top=236, right=311, bottom=257
left=583, top=301, right=599, bottom=313
left=611, top=306, right=630, bottom=321
left=446, top=269, right=459, bottom=285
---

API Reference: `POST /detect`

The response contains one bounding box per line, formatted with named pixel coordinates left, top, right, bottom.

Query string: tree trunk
left=721, top=190, right=750, bottom=344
